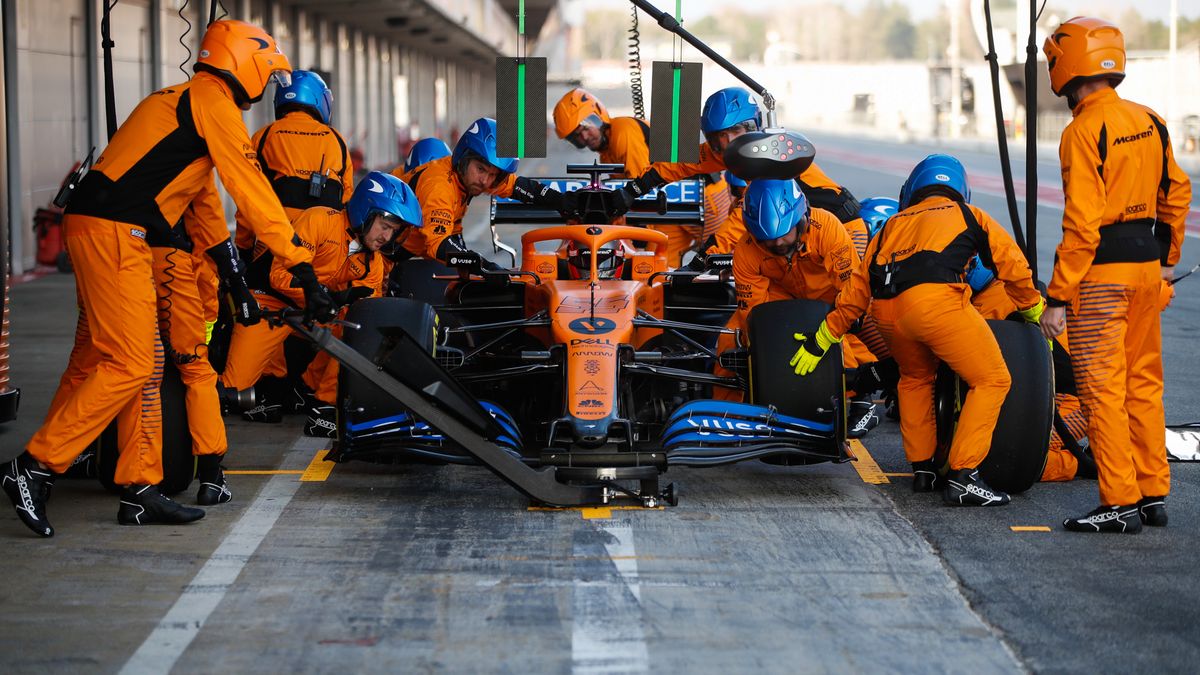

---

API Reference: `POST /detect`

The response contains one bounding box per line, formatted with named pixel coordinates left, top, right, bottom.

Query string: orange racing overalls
left=1047, top=87, right=1191, bottom=506
left=28, top=72, right=310, bottom=486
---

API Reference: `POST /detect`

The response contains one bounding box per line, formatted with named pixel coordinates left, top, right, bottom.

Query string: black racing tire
left=336, top=298, right=439, bottom=460
left=390, top=258, right=454, bottom=306
left=97, top=360, right=195, bottom=495
left=933, top=320, right=1052, bottom=494
left=747, top=298, right=845, bottom=426
left=55, top=250, right=72, bottom=274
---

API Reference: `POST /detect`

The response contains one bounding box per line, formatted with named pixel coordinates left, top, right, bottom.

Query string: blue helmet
left=700, top=87, right=763, bottom=135
left=452, top=117, right=519, bottom=176
left=724, top=170, right=747, bottom=189
left=743, top=179, right=810, bottom=241
left=964, top=255, right=996, bottom=293
left=858, top=197, right=899, bottom=240
left=274, top=70, right=333, bottom=125
left=899, top=154, right=971, bottom=210
left=346, top=171, right=422, bottom=235
left=404, top=137, right=452, bottom=173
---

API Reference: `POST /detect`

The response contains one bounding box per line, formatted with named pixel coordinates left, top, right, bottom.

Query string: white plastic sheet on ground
left=1166, top=427, right=1200, bottom=461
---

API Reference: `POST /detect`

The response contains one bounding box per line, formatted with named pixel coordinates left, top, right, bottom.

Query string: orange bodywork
left=520, top=225, right=668, bottom=422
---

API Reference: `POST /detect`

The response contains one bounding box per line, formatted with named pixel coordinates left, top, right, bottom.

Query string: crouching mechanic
left=1040, top=17, right=1191, bottom=533
left=1, top=20, right=328, bottom=536
left=793, top=155, right=1044, bottom=506
left=713, top=179, right=881, bottom=437
left=966, top=259, right=1097, bottom=482
left=220, top=172, right=420, bottom=422
left=392, top=117, right=566, bottom=268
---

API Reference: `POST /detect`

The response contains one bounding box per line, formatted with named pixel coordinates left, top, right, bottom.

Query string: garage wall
left=5, top=0, right=504, bottom=273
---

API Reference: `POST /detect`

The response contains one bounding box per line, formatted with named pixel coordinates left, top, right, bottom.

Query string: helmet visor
left=270, top=69, right=293, bottom=89
left=566, top=114, right=605, bottom=149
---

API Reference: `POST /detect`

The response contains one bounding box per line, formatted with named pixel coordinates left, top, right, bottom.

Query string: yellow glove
left=789, top=321, right=841, bottom=376
left=1017, top=297, right=1045, bottom=325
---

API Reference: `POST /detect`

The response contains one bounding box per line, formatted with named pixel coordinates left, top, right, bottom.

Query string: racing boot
left=911, top=459, right=942, bottom=493
left=1137, top=496, right=1168, bottom=527
left=1063, top=504, right=1142, bottom=533
left=289, top=383, right=315, bottom=415
left=942, top=468, right=1010, bottom=507
left=304, top=403, right=338, bottom=439
left=195, top=454, right=232, bottom=506
left=2, top=452, right=55, bottom=537
left=118, top=485, right=205, bottom=526
left=62, top=448, right=98, bottom=479
left=242, top=394, right=282, bottom=423
left=847, top=400, right=880, bottom=439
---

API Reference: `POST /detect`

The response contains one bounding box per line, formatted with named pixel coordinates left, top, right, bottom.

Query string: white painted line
left=572, top=522, right=649, bottom=675
left=119, top=437, right=327, bottom=675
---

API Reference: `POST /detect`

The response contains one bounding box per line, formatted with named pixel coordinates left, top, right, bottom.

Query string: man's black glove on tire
left=330, top=285, right=373, bottom=307
left=288, top=262, right=336, bottom=323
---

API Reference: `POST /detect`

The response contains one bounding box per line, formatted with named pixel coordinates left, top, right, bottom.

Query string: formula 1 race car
left=319, top=164, right=850, bottom=506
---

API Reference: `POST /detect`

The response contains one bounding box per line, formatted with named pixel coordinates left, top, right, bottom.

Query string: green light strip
left=517, top=62, right=526, bottom=157
left=671, top=0, right=682, bottom=162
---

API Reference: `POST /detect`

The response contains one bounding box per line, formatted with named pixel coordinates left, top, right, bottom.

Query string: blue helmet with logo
left=964, top=255, right=996, bottom=293
left=743, top=179, right=810, bottom=241
left=452, top=117, right=519, bottom=176
left=899, top=154, right=971, bottom=210
left=858, top=197, right=899, bottom=240
left=404, top=137, right=452, bottom=173
left=723, top=170, right=747, bottom=189
left=274, top=70, right=333, bottom=124
left=701, top=87, right=763, bottom=135
left=346, top=171, right=422, bottom=234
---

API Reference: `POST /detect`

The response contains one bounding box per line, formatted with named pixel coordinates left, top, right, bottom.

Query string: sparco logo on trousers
left=1113, top=125, right=1154, bottom=146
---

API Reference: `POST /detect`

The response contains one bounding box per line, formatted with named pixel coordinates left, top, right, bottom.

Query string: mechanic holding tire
left=1039, top=18, right=1192, bottom=533
left=221, top=171, right=422, bottom=436
left=552, top=88, right=731, bottom=267
left=1, top=20, right=331, bottom=536
left=793, top=155, right=1044, bottom=507
left=391, top=117, right=567, bottom=269
left=713, top=179, right=882, bottom=437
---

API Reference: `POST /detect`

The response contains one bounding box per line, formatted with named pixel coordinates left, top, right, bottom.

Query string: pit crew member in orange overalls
left=2, top=20, right=330, bottom=536
left=1040, top=17, right=1191, bottom=533
left=392, top=117, right=566, bottom=267
left=552, top=88, right=730, bottom=266
left=793, top=155, right=1044, bottom=506
left=713, top=179, right=882, bottom=437
left=221, top=172, right=420, bottom=429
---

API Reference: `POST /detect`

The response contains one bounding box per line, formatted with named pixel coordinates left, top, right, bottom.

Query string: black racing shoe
left=118, top=485, right=205, bottom=526
left=943, top=468, right=1010, bottom=507
left=1137, top=496, right=1167, bottom=527
left=847, top=400, right=880, bottom=439
left=1063, top=504, right=1142, bottom=533
left=911, top=460, right=942, bottom=493
left=2, top=452, right=55, bottom=537
left=304, top=404, right=338, bottom=438
left=195, top=455, right=232, bottom=506
left=289, top=385, right=315, bottom=415
left=242, top=398, right=282, bottom=423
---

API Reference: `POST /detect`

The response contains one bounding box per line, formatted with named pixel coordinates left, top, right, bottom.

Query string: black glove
left=225, top=274, right=262, bottom=326
left=614, top=169, right=666, bottom=218
left=330, top=285, right=373, bottom=308
left=288, top=262, right=336, bottom=323
left=512, top=176, right=565, bottom=212
left=683, top=254, right=707, bottom=272
left=481, top=258, right=504, bottom=272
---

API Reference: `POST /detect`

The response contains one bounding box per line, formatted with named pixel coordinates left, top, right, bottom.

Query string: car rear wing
left=491, top=178, right=705, bottom=227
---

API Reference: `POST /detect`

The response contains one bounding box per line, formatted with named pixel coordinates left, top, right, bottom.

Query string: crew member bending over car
left=793, top=154, right=1044, bottom=507
left=392, top=117, right=566, bottom=269
left=714, top=178, right=881, bottom=437
left=1, top=20, right=330, bottom=537
left=552, top=88, right=730, bottom=266
left=1039, top=17, right=1191, bottom=533
left=220, top=172, right=420, bottom=430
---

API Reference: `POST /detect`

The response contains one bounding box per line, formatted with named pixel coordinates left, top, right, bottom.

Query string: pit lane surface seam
left=118, top=437, right=327, bottom=675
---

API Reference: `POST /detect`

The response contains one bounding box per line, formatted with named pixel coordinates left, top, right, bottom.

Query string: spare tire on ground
left=97, top=360, right=195, bottom=495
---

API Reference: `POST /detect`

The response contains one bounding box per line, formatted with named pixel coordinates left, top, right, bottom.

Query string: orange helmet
left=1043, top=16, right=1125, bottom=96
left=195, top=20, right=292, bottom=105
left=553, top=88, right=611, bottom=140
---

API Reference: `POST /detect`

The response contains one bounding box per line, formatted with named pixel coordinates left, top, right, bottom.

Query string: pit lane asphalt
left=1, top=135, right=1197, bottom=673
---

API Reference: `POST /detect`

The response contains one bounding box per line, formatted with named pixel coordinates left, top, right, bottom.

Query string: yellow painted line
left=582, top=507, right=612, bottom=519
left=884, top=472, right=914, bottom=477
left=1010, top=526, right=1052, bottom=532
left=299, top=450, right=334, bottom=482
left=848, top=438, right=889, bottom=484
left=528, top=505, right=664, bottom=519
left=224, top=470, right=306, bottom=475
